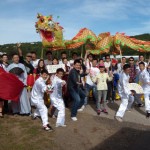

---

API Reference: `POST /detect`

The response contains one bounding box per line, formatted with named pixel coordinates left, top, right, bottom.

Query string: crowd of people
left=0, top=43, right=150, bottom=132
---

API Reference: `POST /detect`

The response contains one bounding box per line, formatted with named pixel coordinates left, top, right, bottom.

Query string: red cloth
left=0, top=67, right=24, bottom=101
left=27, top=74, right=35, bottom=87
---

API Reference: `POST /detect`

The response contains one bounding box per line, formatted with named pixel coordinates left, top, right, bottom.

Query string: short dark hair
left=93, top=58, right=98, bottom=62
left=31, top=51, right=36, bottom=55
left=61, top=51, right=67, bottom=55
left=45, top=51, right=52, bottom=55
left=105, top=54, right=110, bottom=59
left=72, top=52, right=78, bottom=56
left=122, top=57, right=126, bottom=59
left=123, top=64, right=130, bottom=70
left=139, top=54, right=144, bottom=58
left=2, top=54, right=8, bottom=58
left=12, top=53, right=19, bottom=58
left=62, top=58, right=67, bottom=61
left=129, top=57, right=134, bottom=61
left=41, top=69, right=48, bottom=74
left=56, top=68, right=64, bottom=74
left=53, top=57, right=58, bottom=61
left=74, top=59, right=81, bottom=65
left=139, top=61, right=145, bottom=66
left=88, top=53, right=93, bottom=58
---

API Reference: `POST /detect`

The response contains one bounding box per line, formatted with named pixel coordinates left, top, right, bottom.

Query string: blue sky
left=0, top=0, right=150, bottom=44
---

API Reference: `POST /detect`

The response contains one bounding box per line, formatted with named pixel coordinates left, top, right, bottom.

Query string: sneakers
left=71, top=117, right=78, bottom=121
left=146, top=112, right=150, bottom=118
left=111, top=100, right=114, bottom=104
left=77, top=105, right=85, bottom=112
left=126, top=109, right=131, bottom=112
left=102, top=109, right=108, bottom=114
left=97, top=110, right=101, bottom=115
left=138, top=103, right=144, bottom=107
left=56, top=124, right=67, bottom=128
left=43, top=124, right=53, bottom=131
left=31, top=115, right=40, bottom=120
left=135, top=103, right=144, bottom=107
left=115, top=116, right=123, bottom=122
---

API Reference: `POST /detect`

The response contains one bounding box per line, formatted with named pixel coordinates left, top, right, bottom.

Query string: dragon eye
left=40, top=18, right=44, bottom=22
left=48, top=21, right=54, bottom=28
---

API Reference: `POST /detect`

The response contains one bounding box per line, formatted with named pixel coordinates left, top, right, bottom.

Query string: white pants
left=34, top=101, right=49, bottom=127
left=127, top=95, right=134, bottom=110
left=116, top=95, right=134, bottom=118
left=144, top=93, right=150, bottom=113
left=51, top=97, right=65, bottom=125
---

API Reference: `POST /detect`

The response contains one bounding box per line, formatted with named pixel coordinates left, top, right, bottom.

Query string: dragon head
left=35, top=13, right=64, bottom=48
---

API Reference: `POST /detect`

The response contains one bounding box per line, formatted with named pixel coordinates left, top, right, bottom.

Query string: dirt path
left=0, top=101, right=150, bottom=150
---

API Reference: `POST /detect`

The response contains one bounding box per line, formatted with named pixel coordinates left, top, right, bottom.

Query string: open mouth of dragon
left=40, top=30, right=54, bottom=42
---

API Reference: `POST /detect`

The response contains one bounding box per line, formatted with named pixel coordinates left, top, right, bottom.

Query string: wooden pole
left=119, top=46, right=122, bottom=63
left=81, top=45, right=84, bottom=58
left=41, top=47, right=44, bottom=59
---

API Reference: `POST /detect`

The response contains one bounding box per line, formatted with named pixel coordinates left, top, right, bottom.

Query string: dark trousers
left=69, top=88, right=86, bottom=117
left=106, top=81, right=113, bottom=101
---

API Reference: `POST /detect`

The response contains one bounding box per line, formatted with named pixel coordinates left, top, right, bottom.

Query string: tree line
left=0, top=33, right=150, bottom=59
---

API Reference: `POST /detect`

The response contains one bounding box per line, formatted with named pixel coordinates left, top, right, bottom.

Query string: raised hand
left=17, top=43, right=21, bottom=48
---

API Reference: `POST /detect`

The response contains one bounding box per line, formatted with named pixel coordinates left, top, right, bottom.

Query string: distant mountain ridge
left=0, top=33, right=150, bottom=57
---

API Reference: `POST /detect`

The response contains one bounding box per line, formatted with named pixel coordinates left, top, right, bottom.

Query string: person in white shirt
left=84, top=58, right=100, bottom=107
left=69, top=52, right=78, bottom=67
left=44, top=51, right=52, bottom=66
left=59, top=51, right=70, bottom=66
left=115, top=64, right=135, bottom=122
left=84, top=50, right=93, bottom=69
left=104, top=55, right=111, bottom=72
left=136, top=54, right=148, bottom=71
left=7, top=54, right=31, bottom=116
left=31, top=52, right=40, bottom=69
left=138, top=62, right=150, bottom=118
left=117, top=57, right=127, bottom=74
left=31, top=69, right=53, bottom=131
left=50, top=68, right=67, bottom=127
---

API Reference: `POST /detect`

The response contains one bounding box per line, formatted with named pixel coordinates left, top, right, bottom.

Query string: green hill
left=0, top=33, right=150, bottom=59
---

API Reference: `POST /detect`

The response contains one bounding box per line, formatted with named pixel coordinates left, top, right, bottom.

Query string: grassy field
left=0, top=107, right=150, bottom=150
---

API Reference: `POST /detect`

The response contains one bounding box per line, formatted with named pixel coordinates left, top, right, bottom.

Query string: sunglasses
left=129, top=60, right=134, bottom=61
left=26, top=55, right=32, bottom=58
left=106, top=58, right=110, bottom=59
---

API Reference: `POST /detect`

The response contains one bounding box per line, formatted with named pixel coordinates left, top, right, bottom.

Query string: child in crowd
left=52, top=58, right=59, bottom=65
left=92, top=64, right=113, bottom=115
left=50, top=68, right=67, bottom=127
left=31, top=69, right=53, bottom=131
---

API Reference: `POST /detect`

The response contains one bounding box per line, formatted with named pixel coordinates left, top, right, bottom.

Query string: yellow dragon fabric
left=35, top=14, right=150, bottom=54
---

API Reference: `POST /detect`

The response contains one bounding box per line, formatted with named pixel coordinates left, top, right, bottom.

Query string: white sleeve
left=142, top=71, right=150, bottom=84
left=41, top=82, right=47, bottom=93
left=122, top=75, right=131, bottom=95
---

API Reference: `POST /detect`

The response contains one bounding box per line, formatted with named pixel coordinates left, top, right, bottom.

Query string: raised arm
left=17, top=43, right=23, bottom=57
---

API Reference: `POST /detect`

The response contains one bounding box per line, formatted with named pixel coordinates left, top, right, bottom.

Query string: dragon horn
left=37, top=13, right=42, bottom=18
left=48, top=15, right=53, bottom=20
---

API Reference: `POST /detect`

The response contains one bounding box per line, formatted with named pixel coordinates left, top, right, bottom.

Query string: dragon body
left=35, top=14, right=150, bottom=54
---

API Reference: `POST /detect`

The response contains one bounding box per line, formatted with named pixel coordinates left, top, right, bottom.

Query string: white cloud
left=66, top=0, right=129, bottom=20
left=0, top=0, right=149, bottom=44
left=122, top=21, right=150, bottom=35
left=0, top=18, right=40, bottom=44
